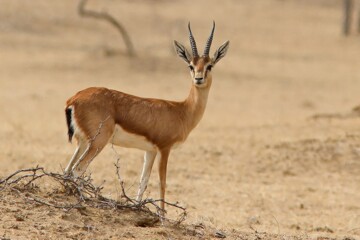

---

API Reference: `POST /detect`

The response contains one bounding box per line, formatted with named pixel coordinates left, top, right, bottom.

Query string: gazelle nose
left=195, top=77, right=203, bottom=81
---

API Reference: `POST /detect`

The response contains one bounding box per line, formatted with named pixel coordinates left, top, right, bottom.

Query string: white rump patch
left=69, top=105, right=85, bottom=140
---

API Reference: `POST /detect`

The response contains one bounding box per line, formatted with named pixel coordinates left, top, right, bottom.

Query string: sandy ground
left=1, top=0, right=360, bottom=239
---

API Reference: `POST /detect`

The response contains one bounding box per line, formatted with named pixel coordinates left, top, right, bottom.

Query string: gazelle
left=64, top=22, right=229, bottom=212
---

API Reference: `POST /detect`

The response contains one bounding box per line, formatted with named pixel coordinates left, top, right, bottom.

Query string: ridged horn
left=203, top=21, right=215, bottom=57
left=188, top=22, right=199, bottom=57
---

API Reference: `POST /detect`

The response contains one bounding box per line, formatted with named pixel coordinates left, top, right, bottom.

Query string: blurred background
left=0, top=0, right=360, bottom=238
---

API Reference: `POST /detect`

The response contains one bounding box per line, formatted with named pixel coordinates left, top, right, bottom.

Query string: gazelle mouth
left=195, top=80, right=204, bottom=85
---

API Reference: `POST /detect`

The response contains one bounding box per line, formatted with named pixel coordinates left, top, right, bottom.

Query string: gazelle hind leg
left=64, top=138, right=88, bottom=175
left=136, top=151, right=157, bottom=201
left=71, top=120, right=115, bottom=177
left=71, top=143, right=100, bottom=177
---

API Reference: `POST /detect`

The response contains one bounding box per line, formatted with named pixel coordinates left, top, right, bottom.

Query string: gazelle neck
left=184, top=77, right=212, bottom=130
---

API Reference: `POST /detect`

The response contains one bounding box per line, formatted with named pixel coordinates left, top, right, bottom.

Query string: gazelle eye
left=206, top=65, right=213, bottom=71
left=189, top=65, right=194, bottom=71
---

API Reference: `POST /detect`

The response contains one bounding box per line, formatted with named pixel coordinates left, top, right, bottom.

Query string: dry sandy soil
left=1, top=0, right=360, bottom=239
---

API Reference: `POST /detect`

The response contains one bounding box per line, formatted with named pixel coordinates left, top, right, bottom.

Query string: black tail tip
left=65, top=108, right=74, bottom=143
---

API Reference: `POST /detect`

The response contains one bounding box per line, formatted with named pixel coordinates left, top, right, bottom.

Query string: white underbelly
left=109, top=125, right=156, bottom=151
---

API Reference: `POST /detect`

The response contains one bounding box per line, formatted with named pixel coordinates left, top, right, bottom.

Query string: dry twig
left=0, top=165, right=186, bottom=225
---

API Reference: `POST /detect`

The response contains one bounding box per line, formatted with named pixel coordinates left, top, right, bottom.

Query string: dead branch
left=114, top=159, right=135, bottom=204
left=78, top=0, right=135, bottom=56
left=0, top=166, right=187, bottom=225
left=0, top=166, right=43, bottom=185
left=309, top=106, right=360, bottom=120
left=114, top=158, right=187, bottom=225
left=11, top=186, right=84, bottom=210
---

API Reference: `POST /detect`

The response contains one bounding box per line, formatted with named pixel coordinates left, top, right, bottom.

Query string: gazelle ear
left=213, top=41, right=230, bottom=64
left=174, top=40, right=192, bottom=64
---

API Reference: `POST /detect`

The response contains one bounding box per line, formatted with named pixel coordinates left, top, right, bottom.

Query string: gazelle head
left=174, top=22, right=229, bottom=88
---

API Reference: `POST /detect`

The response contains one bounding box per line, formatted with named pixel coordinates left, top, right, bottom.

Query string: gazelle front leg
left=136, top=151, right=157, bottom=202
left=158, top=149, right=170, bottom=212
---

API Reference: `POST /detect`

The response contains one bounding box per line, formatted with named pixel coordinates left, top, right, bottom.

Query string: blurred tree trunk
left=358, top=6, right=360, bottom=33
left=78, top=0, right=135, bottom=57
left=343, top=0, right=354, bottom=35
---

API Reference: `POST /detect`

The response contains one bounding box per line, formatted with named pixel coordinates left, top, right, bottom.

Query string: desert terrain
left=1, top=0, right=360, bottom=239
